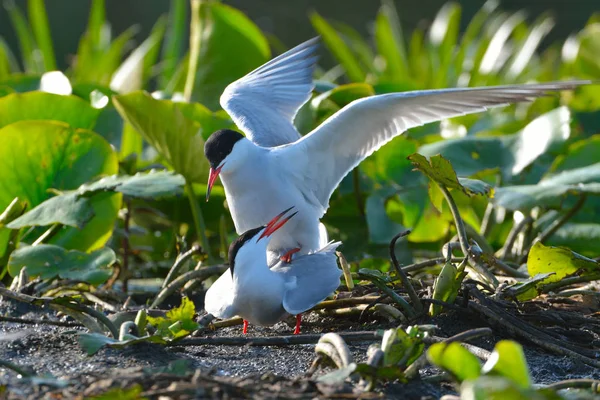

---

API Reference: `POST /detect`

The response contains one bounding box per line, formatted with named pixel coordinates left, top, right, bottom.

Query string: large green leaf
left=527, top=241, right=599, bottom=284
left=113, top=91, right=233, bottom=183
left=0, top=121, right=119, bottom=257
left=549, top=135, right=600, bottom=173
left=494, top=163, right=600, bottom=210
left=418, top=107, right=572, bottom=180
left=7, top=171, right=184, bottom=230
left=8, top=245, right=116, bottom=285
left=493, top=182, right=600, bottom=211
left=481, top=341, right=531, bottom=389
left=427, top=342, right=481, bottom=382
left=183, top=2, right=270, bottom=108
left=547, top=223, right=600, bottom=257
left=0, top=92, right=100, bottom=129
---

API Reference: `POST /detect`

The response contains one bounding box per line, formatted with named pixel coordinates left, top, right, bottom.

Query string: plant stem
left=540, top=272, right=600, bottom=294
left=183, top=0, right=203, bottom=102
left=151, top=264, right=227, bottom=308
left=162, top=244, right=203, bottom=289
left=32, top=224, right=60, bottom=246
left=438, top=185, right=498, bottom=287
left=120, top=199, right=131, bottom=294
left=185, top=181, right=211, bottom=259
left=389, top=230, right=423, bottom=313
left=500, top=216, right=533, bottom=260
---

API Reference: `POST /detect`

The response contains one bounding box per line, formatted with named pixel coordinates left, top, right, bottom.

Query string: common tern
left=204, top=207, right=342, bottom=334
left=205, top=37, right=589, bottom=262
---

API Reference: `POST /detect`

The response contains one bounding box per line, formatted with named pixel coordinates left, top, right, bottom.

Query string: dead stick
left=173, top=331, right=379, bottom=346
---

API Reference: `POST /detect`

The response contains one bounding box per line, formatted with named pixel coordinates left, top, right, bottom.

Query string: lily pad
left=0, top=91, right=100, bottom=129
left=7, top=171, right=185, bottom=230
left=0, top=121, right=119, bottom=257
left=8, top=244, right=116, bottom=285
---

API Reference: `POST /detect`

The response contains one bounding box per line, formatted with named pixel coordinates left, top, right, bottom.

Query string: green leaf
left=110, top=17, right=167, bottom=93
left=418, top=107, right=572, bottom=180
left=7, top=194, right=92, bottom=229
left=5, top=1, right=41, bottom=73
left=78, top=332, right=166, bottom=357
left=502, top=107, right=571, bottom=176
left=502, top=273, right=556, bottom=301
left=408, top=153, right=492, bottom=197
left=365, top=189, right=406, bottom=245
left=493, top=163, right=600, bottom=211
left=375, top=0, right=408, bottom=82
left=160, top=0, right=187, bottom=88
left=78, top=170, right=186, bottom=198
left=460, top=376, right=543, bottom=400
left=8, top=171, right=184, bottom=230
left=147, top=297, right=199, bottom=339
left=316, top=363, right=357, bottom=384
left=8, top=245, right=116, bottom=285
left=427, top=342, right=481, bottom=382
left=113, top=91, right=234, bottom=183
left=381, top=327, right=425, bottom=368
left=0, top=92, right=101, bottom=129
left=493, top=183, right=600, bottom=211
left=27, top=0, right=56, bottom=71
left=481, top=340, right=531, bottom=389
left=0, top=121, right=119, bottom=257
left=183, top=2, right=270, bottom=108
left=429, top=260, right=467, bottom=316
left=310, top=12, right=365, bottom=82
left=547, top=223, right=600, bottom=258
left=527, top=241, right=599, bottom=285
left=78, top=332, right=117, bottom=356
left=550, top=135, right=600, bottom=174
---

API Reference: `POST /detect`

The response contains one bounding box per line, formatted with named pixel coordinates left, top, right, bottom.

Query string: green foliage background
left=0, top=0, right=598, bottom=289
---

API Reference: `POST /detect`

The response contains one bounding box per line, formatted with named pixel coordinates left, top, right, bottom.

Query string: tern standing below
left=205, top=37, right=590, bottom=263
left=204, top=207, right=342, bottom=335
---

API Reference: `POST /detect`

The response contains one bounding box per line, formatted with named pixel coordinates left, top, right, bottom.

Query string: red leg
left=293, top=314, right=302, bottom=335
left=243, top=319, right=248, bottom=335
left=280, top=247, right=301, bottom=263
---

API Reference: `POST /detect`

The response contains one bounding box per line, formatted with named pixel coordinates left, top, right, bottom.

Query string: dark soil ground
left=1, top=292, right=599, bottom=399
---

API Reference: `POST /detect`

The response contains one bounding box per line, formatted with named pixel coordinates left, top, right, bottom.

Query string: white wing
left=204, top=269, right=237, bottom=319
left=220, top=37, right=319, bottom=147
left=273, top=242, right=342, bottom=315
left=280, top=81, right=590, bottom=211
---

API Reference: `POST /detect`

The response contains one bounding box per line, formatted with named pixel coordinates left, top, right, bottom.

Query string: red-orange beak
left=258, top=206, right=298, bottom=241
left=206, top=164, right=224, bottom=202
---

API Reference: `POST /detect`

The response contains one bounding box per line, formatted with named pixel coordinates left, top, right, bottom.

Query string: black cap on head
left=228, top=226, right=263, bottom=275
left=204, top=129, right=244, bottom=168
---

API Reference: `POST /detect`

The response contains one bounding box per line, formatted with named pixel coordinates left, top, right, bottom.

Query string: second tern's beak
left=206, top=164, right=224, bottom=202
left=258, top=206, right=298, bottom=241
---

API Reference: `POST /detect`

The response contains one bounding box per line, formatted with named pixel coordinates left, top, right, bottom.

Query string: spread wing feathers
left=220, top=37, right=320, bottom=147
left=286, top=80, right=589, bottom=211
left=204, top=269, right=237, bottom=319
left=272, top=241, right=342, bottom=315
